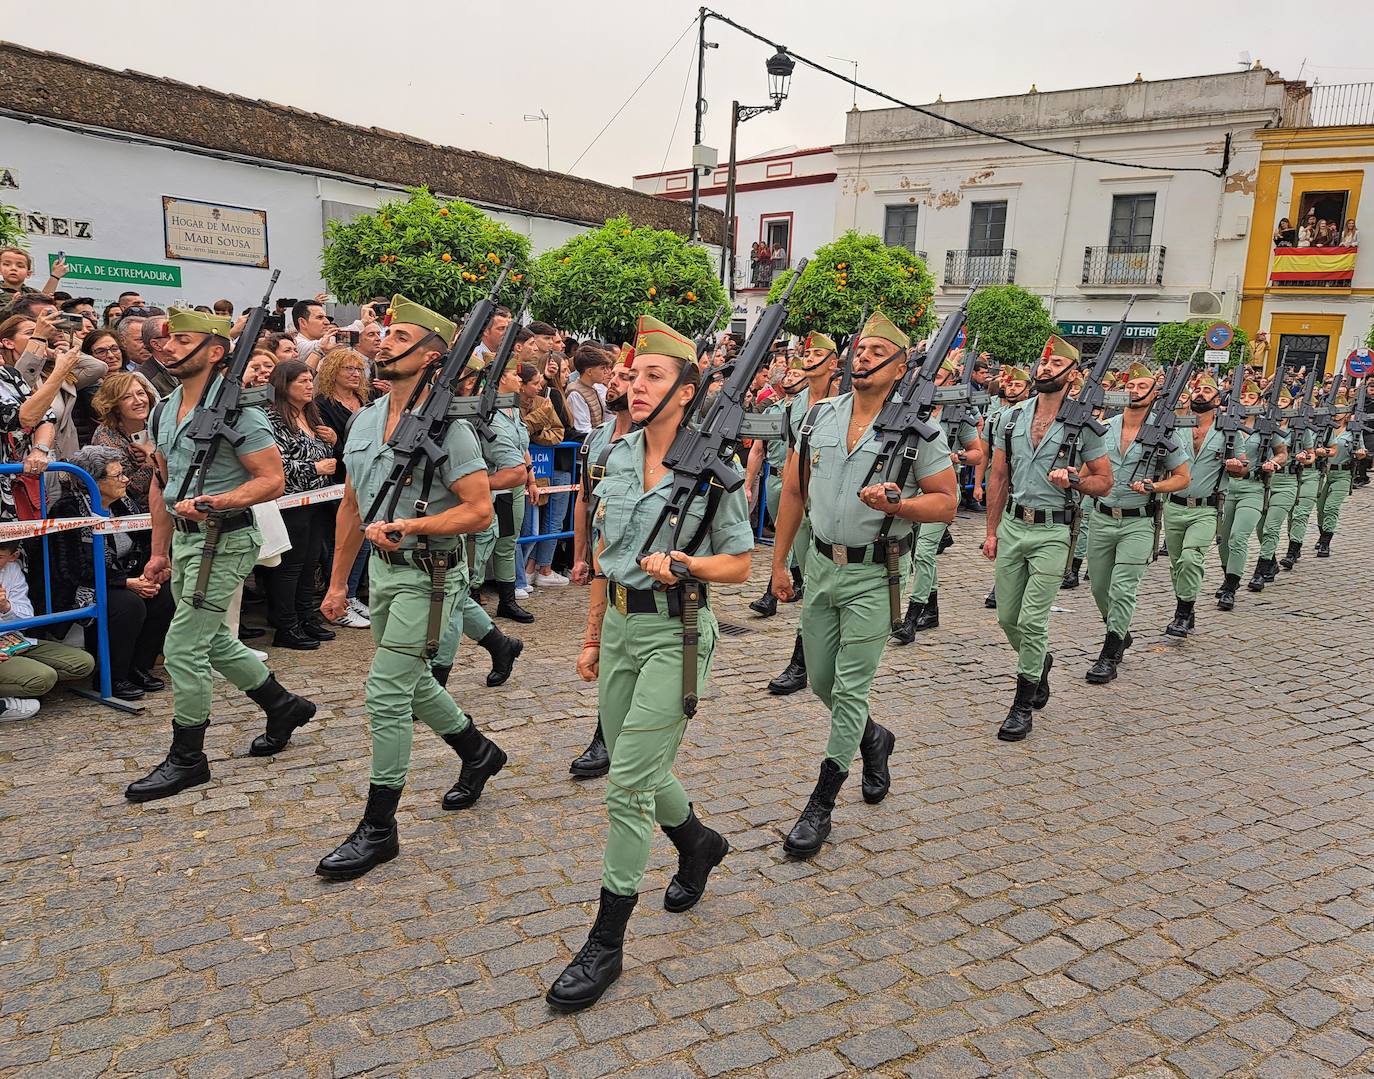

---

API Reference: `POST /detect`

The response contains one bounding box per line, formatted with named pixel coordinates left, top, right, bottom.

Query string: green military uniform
left=1164, top=413, right=1224, bottom=608
left=1316, top=429, right=1357, bottom=549
left=1216, top=421, right=1287, bottom=577
left=908, top=402, right=978, bottom=608
left=1282, top=429, right=1321, bottom=555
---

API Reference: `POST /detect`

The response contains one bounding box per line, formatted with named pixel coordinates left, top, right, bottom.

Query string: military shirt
left=592, top=429, right=754, bottom=590
left=1229, top=425, right=1288, bottom=481
left=938, top=406, right=981, bottom=453
left=344, top=396, right=485, bottom=552
left=1328, top=430, right=1354, bottom=468
left=998, top=398, right=1108, bottom=512
left=584, top=416, right=625, bottom=546
left=1098, top=412, right=1188, bottom=509
left=1178, top=420, right=1226, bottom=499
left=803, top=392, right=952, bottom=547
left=154, top=375, right=276, bottom=499
left=764, top=399, right=790, bottom=474
left=482, top=408, right=529, bottom=473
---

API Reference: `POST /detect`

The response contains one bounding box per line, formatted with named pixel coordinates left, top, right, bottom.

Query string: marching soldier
left=1061, top=367, right=1102, bottom=591
left=566, top=347, right=636, bottom=778
left=1313, top=393, right=1365, bottom=556
left=126, top=308, right=317, bottom=803
left=745, top=355, right=809, bottom=617
left=430, top=358, right=528, bottom=689
left=1279, top=401, right=1323, bottom=571
left=769, top=312, right=957, bottom=858
left=981, top=336, right=1112, bottom=741
left=1083, top=362, right=1189, bottom=682
left=1163, top=372, right=1224, bottom=637
left=546, top=315, right=754, bottom=1012
left=1215, top=379, right=1287, bottom=611
left=762, top=332, right=840, bottom=696
left=980, top=364, right=1031, bottom=609
left=316, top=296, right=506, bottom=881
left=1250, top=388, right=1304, bottom=590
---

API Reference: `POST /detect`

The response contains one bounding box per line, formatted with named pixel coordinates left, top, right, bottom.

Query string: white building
left=633, top=147, right=837, bottom=332
left=833, top=70, right=1307, bottom=359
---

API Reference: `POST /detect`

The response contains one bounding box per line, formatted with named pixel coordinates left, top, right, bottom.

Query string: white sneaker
left=347, top=597, right=370, bottom=619
left=536, top=570, right=570, bottom=587
left=0, top=697, right=40, bottom=721
left=334, top=608, right=371, bottom=629
left=514, top=586, right=531, bottom=600
left=248, top=648, right=269, bottom=662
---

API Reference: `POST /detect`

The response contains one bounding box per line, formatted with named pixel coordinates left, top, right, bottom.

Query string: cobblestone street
left=2, top=495, right=1372, bottom=1079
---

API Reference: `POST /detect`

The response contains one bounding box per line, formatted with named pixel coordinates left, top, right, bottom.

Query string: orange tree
left=321, top=187, right=530, bottom=317
left=530, top=215, right=728, bottom=343
left=1154, top=320, right=1249, bottom=368
left=963, top=285, right=1059, bottom=364
left=766, top=230, right=936, bottom=341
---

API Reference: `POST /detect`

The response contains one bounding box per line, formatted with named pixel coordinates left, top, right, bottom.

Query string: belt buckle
left=1020, top=505, right=1035, bottom=524
left=1111, top=506, right=1123, bottom=520
left=614, top=584, right=628, bottom=616
left=833, top=544, right=849, bottom=566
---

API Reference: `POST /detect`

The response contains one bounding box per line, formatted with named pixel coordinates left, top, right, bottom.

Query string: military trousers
left=1318, top=471, right=1353, bottom=532
left=801, top=551, right=909, bottom=770
left=167, top=528, right=271, bottom=728
left=365, top=554, right=471, bottom=788
left=492, top=491, right=527, bottom=584
left=598, top=599, right=718, bottom=895
left=907, top=522, right=945, bottom=604
left=1287, top=472, right=1321, bottom=544
left=1217, top=478, right=1263, bottom=576
left=994, top=516, right=1069, bottom=680
left=434, top=525, right=497, bottom=667
left=1086, top=512, right=1154, bottom=637
left=765, top=473, right=794, bottom=570
left=1163, top=502, right=1214, bottom=602
left=1258, top=476, right=1298, bottom=559
left=1073, top=508, right=1091, bottom=561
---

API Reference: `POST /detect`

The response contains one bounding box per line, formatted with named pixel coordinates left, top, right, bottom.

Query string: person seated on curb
left=0, top=540, right=95, bottom=719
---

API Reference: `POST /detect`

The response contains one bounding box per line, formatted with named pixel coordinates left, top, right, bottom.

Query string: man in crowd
left=472, top=305, right=512, bottom=366
left=565, top=346, right=611, bottom=439
left=292, top=298, right=339, bottom=367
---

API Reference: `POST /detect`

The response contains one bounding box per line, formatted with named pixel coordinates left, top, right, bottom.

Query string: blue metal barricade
left=519, top=440, right=581, bottom=551
left=1, top=462, right=132, bottom=712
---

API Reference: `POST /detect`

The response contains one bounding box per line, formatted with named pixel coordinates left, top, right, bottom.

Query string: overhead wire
left=658, top=27, right=699, bottom=177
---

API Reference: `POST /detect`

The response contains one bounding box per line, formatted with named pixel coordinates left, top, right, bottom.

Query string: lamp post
left=721, top=47, right=795, bottom=297
left=523, top=109, right=550, bottom=170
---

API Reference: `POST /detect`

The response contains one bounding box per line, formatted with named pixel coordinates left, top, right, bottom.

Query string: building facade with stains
left=832, top=69, right=1307, bottom=362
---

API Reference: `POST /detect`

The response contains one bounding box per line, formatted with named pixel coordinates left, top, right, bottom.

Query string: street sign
left=1348, top=349, right=1372, bottom=379
left=1204, top=322, right=1233, bottom=350
left=48, top=253, right=182, bottom=288
left=1204, top=349, right=1230, bottom=366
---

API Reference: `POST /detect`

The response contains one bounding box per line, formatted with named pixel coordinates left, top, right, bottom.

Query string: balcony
left=1295, top=82, right=1374, bottom=128
left=746, top=252, right=790, bottom=290
left=1269, top=245, right=1358, bottom=288
left=944, top=248, right=1017, bottom=286
left=1082, top=245, right=1166, bottom=287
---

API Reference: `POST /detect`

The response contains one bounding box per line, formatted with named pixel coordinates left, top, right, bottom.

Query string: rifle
left=865, top=286, right=981, bottom=630
left=1253, top=348, right=1288, bottom=517
left=1313, top=369, right=1345, bottom=477
left=1349, top=376, right=1372, bottom=495
left=1283, top=364, right=1320, bottom=480
left=1052, top=297, right=1135, bottom=574
left=837, top=305, right=870, bottom=394
left=176, top=269, right=280, bottom=609
left=639, top=261, right=807, bottom=720
left=1212, top=360, right=1255, bottom=528
left=938, top=333, right=988, bottom=457
left=1126, top=349, right=1196, bottom=560
left=466, top=288, right=532, bottom=443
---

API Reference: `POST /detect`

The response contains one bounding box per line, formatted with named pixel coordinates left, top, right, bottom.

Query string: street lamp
left=523, top=109, right=550, bottom=170
left=721, top=46, right=795, bottom=297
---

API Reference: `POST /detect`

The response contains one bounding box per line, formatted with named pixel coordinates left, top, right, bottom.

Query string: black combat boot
left=1032, top=654, right=1053, bottom=710
left=125, top=721, right=211, bottom=802
left=1165, top=599, right=1195, bottom=638
left=494, top=581, right=534, bottom=624
left=1085, top=632, right=1124, bottom=684
left=478, top=626, right=524, bottom=687
left=430, top=663, right=452, bottom=687
left=441, top=722, right=508, bottom=809
left=767, top=634, right=807, bottom=695
left=858, top=719, right=896, bottom=804
left=1247, top=558, right=1270, bottom=592
left=545, top=888, right=638, bottom=1012
left=569, top=717, right=610, bottom=778
left=1216, top=572, right=1241, bottom=610
left=787, top=564, right=804, bottom=602
left=914, top=591, right=940, bottom=631
left=1279, top=541, right=1302, bottom=571
left=1262, top=556, right=1279, bottom=583
left=997, top=676, right=1038, bottom=742
left=984, top=587, right=997, bottom=609
left=315, top=783, right=401, bottom=881
left=748, top=586, right=778, bottom=617
left=937, top=530, right=954, bottom=555
left=247, top=674, right=317, bottom=756
left=782, top=759, right=847, bottom=859
left=889, top=599, right=923, bottom=646
left=1061, top=558, right=1082, bottom=590
left=661, top=804, right=729, bottom=912
left=1315, top=530, right=1333, bottom=558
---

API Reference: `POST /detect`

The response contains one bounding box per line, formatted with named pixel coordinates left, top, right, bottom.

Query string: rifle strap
left=423, top=547, right=452, bottom=660
left=150, top=399, right=170, bottom=491
left=673, top=484, right=721, bottom=722
left=796, top=402, right=828, bottom=508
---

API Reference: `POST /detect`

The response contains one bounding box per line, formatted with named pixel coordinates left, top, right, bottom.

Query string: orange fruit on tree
left=648, top=287, right=657, bottom=297
left=439, top=208, right=449, bottom=217
left=441, top=253, right=452, bottom=262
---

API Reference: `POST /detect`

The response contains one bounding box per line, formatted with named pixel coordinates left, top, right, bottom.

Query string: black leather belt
left=173, top=511, right=254, bottom=534
left=608, top=580, right=709, bottom=618
left=1169, top=493, right=1220, bottom=508
left=1328, top=462, right=1354, bottom=471
left=1095, top=503, right=1150, bottom=519
left=1006, top=501, right=1072, bottom=526
left=375, top=548, right=456, bottom=573
left=813, top=534, right=912, bottom=566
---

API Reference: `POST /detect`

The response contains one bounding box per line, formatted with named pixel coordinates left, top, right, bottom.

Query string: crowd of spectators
left=1273, top=210, right=1359, bottom=248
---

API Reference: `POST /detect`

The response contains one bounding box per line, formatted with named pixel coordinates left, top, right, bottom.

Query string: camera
left=263, top=313, right=286, bottom=333
left=338, top=329, right=360, bottom=347
left=54, top=314, right=85, bottom=332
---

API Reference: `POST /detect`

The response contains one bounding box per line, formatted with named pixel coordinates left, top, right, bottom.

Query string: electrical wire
left=703, top=8, right=1229, bottom=177
left=566, top=18, right=696, bottom=174
left=659, top=28, right=699, bottom=177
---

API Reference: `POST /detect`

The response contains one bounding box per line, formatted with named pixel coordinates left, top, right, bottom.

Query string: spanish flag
left=1270, top=246, right=1357, bottom=283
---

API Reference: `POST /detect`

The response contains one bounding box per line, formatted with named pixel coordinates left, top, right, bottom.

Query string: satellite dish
left=1237, top=50, right=1251, bottom=69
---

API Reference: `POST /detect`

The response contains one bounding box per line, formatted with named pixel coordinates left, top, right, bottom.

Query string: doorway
left=1275, top=334, right=1330, bottom=379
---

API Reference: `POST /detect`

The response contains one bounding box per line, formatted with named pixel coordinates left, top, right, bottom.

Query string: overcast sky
left=9, top=0, right=1374, bottom=187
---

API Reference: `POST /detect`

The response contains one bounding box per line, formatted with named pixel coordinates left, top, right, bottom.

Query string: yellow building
left=1240, top=84, right=1374, bottom=377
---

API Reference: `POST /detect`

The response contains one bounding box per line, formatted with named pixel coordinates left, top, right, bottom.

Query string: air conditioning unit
left=1188, top=291, right=1224, bottom=318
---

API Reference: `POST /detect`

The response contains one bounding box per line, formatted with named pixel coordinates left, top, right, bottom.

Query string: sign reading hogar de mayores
left=162, top=196, right=270, bottom=268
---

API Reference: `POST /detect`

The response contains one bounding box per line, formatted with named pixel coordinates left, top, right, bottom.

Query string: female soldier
left=1251, top=388, right=1309, bottom=589
left=545, top=315, right=754, bottom=1013
left=1216, top=379, right=1287, bottom=610
left=1313, top=393, right=1366, bottom=556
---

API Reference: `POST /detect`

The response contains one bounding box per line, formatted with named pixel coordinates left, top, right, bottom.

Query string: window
left=1109, top=194, right=1156, bottom=250
left=764, top=217, right=791, bottom=257
left=1296, top=190, right=1349, bottom=246
left=884, top=205, right=920, bottom=252
left=968, top=201, right=1007, bottom=255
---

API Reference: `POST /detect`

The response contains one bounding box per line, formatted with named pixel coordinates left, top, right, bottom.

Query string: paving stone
left=837, top=1027, right=917, bottom=1068
left=1276, top=987, right=1343, bottom=1028
left=690, top=1032, right=779, bottom=1077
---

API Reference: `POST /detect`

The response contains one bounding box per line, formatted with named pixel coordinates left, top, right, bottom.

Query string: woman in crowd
left=82, top=329, right=125, bottom=375
left=1298, top=215, right=1315, bottom=246
left=1341, top=218, right=1359, bottom=247
left=50, top=445, right=173, bottom=701
left=517, top=363, right=570, bottom=588
left=1273, top=217, right=1296, bottom=247
left=0, top=312, right=81, bottom=520
left=9, top=316, right=104, bottom=465
left=242, top=349, right=276, bottom=389
left=101, top=302, right=122, bottom=328
left=314, top=347, right=372, bottom=628
left=89, top=371, right=157, bottom=513
left=265, top=333, right=299, bottom=363
left=265, top=360, right=336, bottom=649
left=1313, top=219, right=1334, bottom=246
left=0, top=539, right=94, bottom=721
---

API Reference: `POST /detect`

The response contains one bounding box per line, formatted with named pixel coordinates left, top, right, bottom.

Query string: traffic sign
left=1204, top=349, right=1230, bottom=366
left=1203, top=322, right=1233, bottom=350
left=1348, top=349, right=1372, bottom=379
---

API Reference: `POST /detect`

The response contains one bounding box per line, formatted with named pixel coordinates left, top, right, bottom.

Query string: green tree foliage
left=962, top=285, right=1058, bottom=363
left=321, top=187, right=530, bottom=317
left=1153, top=320, right=1249, bottom=368
left=530, top=215, right=727, bottom=343
left=766, top=231, right=935, bottom=341
left=0, top=205, right=25, bottom=249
